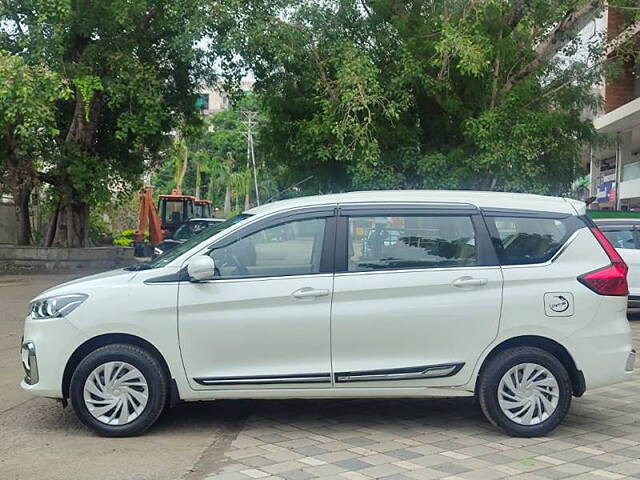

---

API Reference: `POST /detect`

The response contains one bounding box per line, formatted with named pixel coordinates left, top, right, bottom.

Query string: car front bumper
left=20, top=315, right=88, bottom=398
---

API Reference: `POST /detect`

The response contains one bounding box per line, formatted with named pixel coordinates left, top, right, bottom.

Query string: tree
left=173, top=137, right=189, bottom=194
left=0, top=53, right=71, bottom=244
left=1, top=0, right=212, bottom=246
left=214, top=0, right=639, bottom=195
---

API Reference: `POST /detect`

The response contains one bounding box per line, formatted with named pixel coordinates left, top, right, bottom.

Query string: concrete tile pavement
left=203, top=320, right=640, bottom=480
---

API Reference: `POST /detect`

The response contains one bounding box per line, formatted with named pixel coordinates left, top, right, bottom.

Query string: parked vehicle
left=134, top=187, right=200, bottom=257
left=194, top=199, right=213, bottom=218
left=21, top=191, right=634, bottom=437
left=594, top=217, right=640, bottom=308
left=153, top=218, right=225, bottom=257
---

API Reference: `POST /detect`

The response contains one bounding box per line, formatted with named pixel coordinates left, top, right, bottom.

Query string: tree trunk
left=4, top=130, right=34, bottom=245
left=224, top=185, right=232, bottom=216
left=45, top=87, right=101, bottom=247
left=13, top=186, right=32, bottom=246
left=46, top=191, right=90, bottom=247
left=195, top=162, right=201, bottom=200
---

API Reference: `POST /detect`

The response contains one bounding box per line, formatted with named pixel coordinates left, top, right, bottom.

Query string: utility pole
left=241, top=110, right=260, bottom=206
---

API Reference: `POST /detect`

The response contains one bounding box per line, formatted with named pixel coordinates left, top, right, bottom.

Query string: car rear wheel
left=70, top=343, right=167, bottom=437
left=478, top=346, right=572, bottom=437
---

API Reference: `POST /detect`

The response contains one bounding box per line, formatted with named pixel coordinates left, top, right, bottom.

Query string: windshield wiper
left=124, top=262, right=153, bottom=271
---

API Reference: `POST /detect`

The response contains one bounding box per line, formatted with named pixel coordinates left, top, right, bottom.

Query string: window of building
left=195, top=94, right=209, bottom=110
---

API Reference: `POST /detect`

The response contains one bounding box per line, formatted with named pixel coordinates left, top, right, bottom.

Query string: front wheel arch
left=476, top=335, right=585, bottom=398
left=62, top=333, right=172, bottom=400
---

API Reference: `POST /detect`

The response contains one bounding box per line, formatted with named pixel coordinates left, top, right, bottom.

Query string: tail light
left=578, top=227, right=629, bottom=296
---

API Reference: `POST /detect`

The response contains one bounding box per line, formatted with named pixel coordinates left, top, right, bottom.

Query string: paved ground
left=0, top=274, right=252, bottom=480
left=2, top=273, right=640, bottom=480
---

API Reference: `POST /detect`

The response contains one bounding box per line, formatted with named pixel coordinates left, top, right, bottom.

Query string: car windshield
left=147, top=214, right=252, bottom=268
left=173, top=220, right=211, bottom=240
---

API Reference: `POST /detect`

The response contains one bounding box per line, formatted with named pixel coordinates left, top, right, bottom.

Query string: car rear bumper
left=565, top=306, right=634, bottom=390
left=628, top=295, right=640, bottom=308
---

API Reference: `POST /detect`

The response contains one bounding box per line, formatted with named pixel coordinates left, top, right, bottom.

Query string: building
left=195, top=79, right=254, bottom=118
left=590, top=10, right=640, bottom=210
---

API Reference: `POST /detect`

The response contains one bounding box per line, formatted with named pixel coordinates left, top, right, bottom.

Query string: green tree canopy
left=0, top=0, right=214, bottom=246
left=0, top=52, right=71, bottom=244
left=213, top=0, right=639, bottom=195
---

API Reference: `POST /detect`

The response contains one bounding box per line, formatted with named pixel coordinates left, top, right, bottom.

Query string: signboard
left=597, top=181, right=616, bottom=204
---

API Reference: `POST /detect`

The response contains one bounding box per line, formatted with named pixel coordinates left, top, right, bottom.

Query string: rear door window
left=347, top=215, right=477, bottom=271
left=487, top=215, right=575, bottom=265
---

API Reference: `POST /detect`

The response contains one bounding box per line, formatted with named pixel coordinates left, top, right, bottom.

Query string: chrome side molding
left=194, top=373, right=332, bottom=386
left=335, top=363, right=464, bottom=383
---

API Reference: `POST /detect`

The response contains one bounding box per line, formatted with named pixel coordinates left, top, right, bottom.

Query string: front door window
left=211, top=218, right=326, bottom=278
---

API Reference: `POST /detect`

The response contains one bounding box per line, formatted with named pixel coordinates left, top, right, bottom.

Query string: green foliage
left=74, top=75, right=103, bottom=121
left=1, top=0, right=216, bottom=245
left=152, top=95, right=264, bottom=211
left=89, top=212, right=111, bottom=245
left=213, top=0, right=637, bottom=195
left=112, top=228, right=146, bottom=247
left=0, top=52, right=71, bottom=151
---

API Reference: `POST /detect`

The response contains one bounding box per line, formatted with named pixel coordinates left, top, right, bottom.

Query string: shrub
left=112, top=229, right=147, bottom=247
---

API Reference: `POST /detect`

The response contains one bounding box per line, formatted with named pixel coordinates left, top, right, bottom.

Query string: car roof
left=245, top=190, right=584, bottom=216
left=594, top=218, right=640, bottom=225
left=187, top=217, right=224, bottom=223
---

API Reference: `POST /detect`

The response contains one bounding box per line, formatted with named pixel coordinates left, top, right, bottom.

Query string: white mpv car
left=22, top=191, right=635, bottom=437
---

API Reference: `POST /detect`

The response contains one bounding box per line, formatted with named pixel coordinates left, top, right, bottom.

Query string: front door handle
left=452, top=276, right=488, bottom=288
left=292, top=287, right=330, bottom=299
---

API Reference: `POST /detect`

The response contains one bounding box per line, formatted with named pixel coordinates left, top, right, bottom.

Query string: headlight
left=29, top=294, right=88, bottom=319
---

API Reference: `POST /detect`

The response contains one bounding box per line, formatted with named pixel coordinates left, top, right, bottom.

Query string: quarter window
left=488, top=216, right=570, bottom=265
left=211, top=218, right=326, bottom=278
left=347, top=215, right=477, bottom=272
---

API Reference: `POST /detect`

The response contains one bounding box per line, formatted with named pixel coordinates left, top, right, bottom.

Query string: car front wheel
left=478, top=346, right=572, bottom=437
left=69, top=343, right=167, bottom=437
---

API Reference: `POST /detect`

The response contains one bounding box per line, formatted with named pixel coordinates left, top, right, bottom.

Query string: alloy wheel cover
left=497, top=362, right=560, bottom=426
left=83, top=361, right=149, bottom=425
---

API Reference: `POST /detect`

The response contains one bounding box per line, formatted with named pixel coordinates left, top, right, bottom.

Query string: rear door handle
left=452, top=277, right=488, bottom=288
left=292, top=288, right=330, bottom=299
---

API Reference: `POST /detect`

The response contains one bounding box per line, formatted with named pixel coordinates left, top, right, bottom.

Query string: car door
left=178, top=208, right=336, bottom=390
left=330, top=204, right=503, bottom=388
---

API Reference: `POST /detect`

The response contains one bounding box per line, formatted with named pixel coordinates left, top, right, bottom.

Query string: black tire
left=70, top=343, right=167, bottom=437
left=478, top=346, right=572, bottom=437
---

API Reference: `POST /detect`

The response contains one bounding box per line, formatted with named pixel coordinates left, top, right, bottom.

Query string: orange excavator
left=134, top=187, right=197, bottom=256
left=194, top=199, right=213, bottom=218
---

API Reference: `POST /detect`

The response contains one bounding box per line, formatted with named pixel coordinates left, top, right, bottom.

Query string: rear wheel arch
left=476, top=335, right=585, bottom=397
left=62, top=333, right=173, bottom=400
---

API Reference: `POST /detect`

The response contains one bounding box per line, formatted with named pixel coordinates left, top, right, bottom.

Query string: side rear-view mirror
left=187, top=256, right=216, bottom=282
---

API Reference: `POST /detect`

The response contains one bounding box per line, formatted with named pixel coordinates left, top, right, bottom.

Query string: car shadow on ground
left=152, top=397, right=490, bottom=436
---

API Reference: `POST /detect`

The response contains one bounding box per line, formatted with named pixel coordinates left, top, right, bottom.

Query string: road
left=2, top=273, right=640, bottom=480
left=0, top=273, right=251, bottom=480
